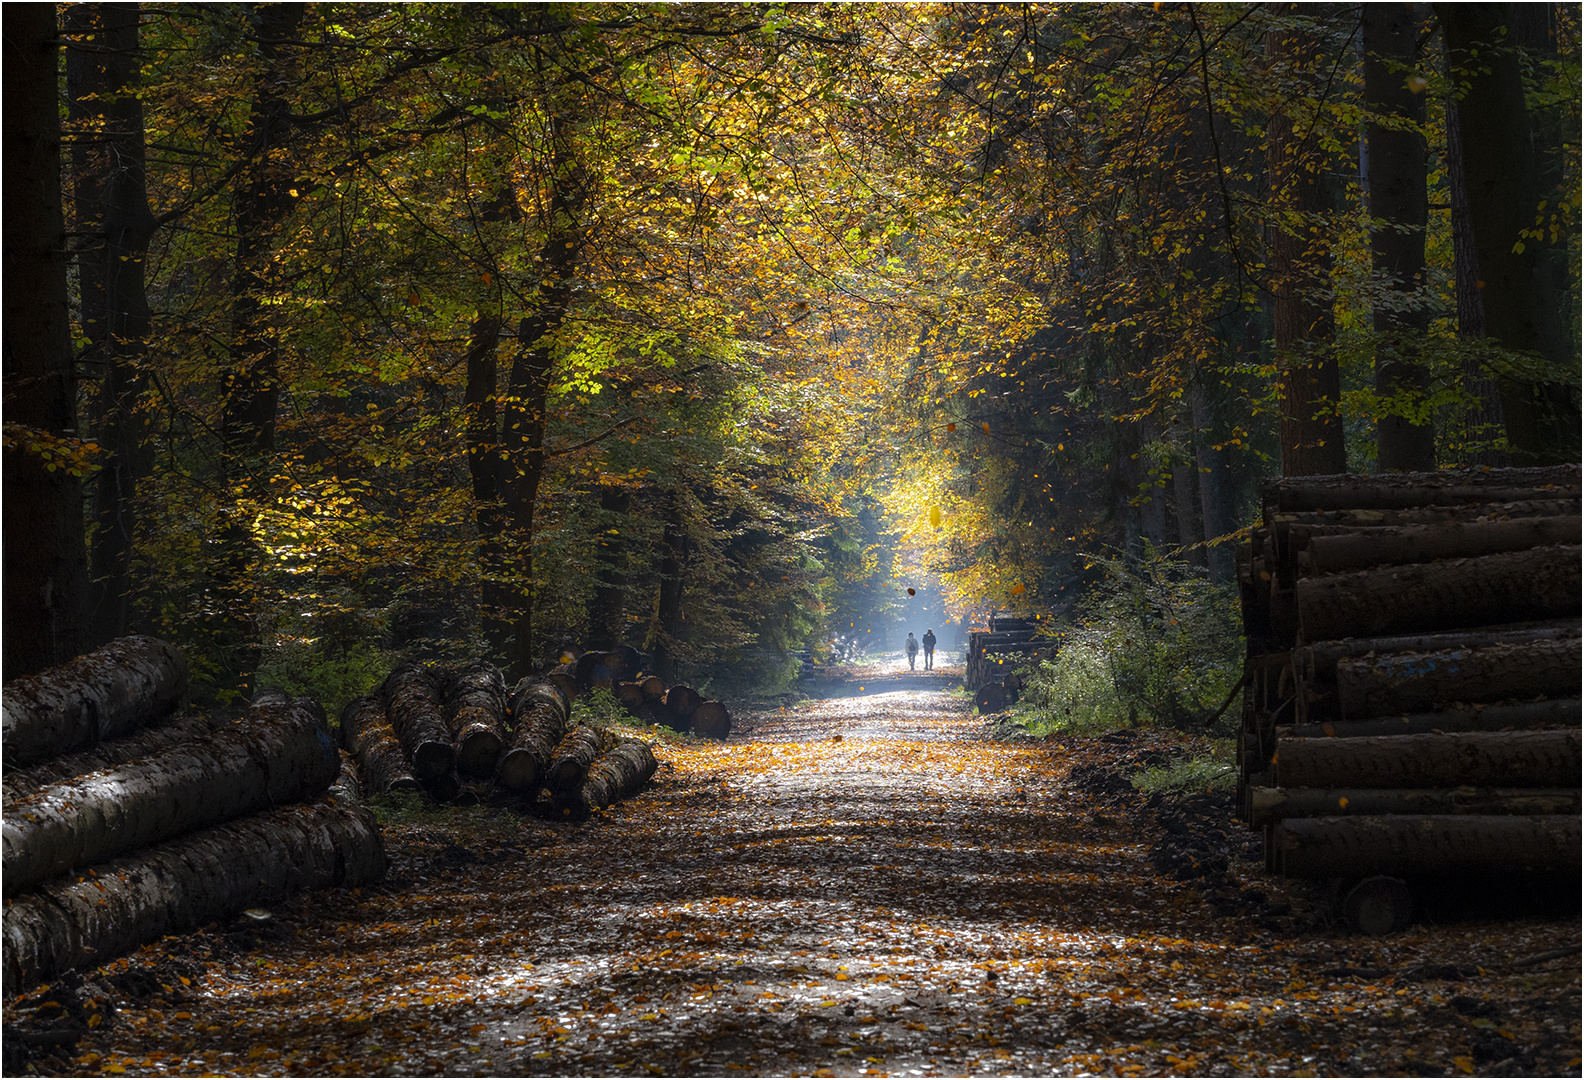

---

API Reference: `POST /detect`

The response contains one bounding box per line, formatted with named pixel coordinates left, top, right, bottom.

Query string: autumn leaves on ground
left=15, top=685, right=1580, bottom=1078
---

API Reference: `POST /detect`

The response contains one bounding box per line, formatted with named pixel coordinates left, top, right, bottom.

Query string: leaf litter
left=5, top=687, right=1578, bottom=1077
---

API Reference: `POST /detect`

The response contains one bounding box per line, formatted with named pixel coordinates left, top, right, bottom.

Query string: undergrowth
left=1130, top=739, right=1238, bottom=794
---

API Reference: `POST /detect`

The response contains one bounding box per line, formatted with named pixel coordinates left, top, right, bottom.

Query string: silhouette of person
left=922, top=629, right=936, bottom=670
left=905, top=632, right=919, bottom=670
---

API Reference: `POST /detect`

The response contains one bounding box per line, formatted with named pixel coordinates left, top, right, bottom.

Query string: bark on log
left=382, top=664, right=455, bottom=781
left=1335, top=638, right=1582, bottom=719
left=1263, top=465, right=1580, bottom=514
left=1295, top=545, right=1581, bottom=641
left=665, top=685, right=703, bottom=717
left=2, top=711, right=220, bottom=807
left=635, top=701, right=680, bottom=730
left=1297, top=623, right=1580, bottom=683
left=339, top=693, right=421, bottom=795
left=976, top=682, right=1010, bottom=714
left=509, top=677, right=573, bottom=726
left=424, top=769, right=462, bottom=803
left=1248, top=785, right=1580, bottom=827
left=547, top=724, right=608, bottom=793
left=1272, top=499, right=1581, bottom=544
left=640, top=676, right=666, bottom=702
left=555, top=738, right=657, bottom=820
left=613, top=681, right=648, bottom=713
left=1299, top=516, right=1581, bottom=574
left=1343, top=876, right=1413, bottom=936
left=328, top=751, right=365, bottom=805
left=541, top=667, right=580, bottom=705
left=1, top=636, right=188, bottom=769
left=442, top=664, right=507, bottom=778
left=2, top=699, right=339, bottom=895
left=498, top=682, right=570, bottom=791
left=1272, top=814, right=1580, bottom=879
left=1285, top=698, right=1582, bottom=739
left=574, top=646, right=640, bottom=689
left=1273, top=730, right=1580, bottom=789
left=1, top=796, right=384, bottom=991
left=690, top=701, right=731, bottom=741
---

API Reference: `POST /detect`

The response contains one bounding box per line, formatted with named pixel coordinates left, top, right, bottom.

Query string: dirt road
left=15, top=687, right=1579, bottom=1077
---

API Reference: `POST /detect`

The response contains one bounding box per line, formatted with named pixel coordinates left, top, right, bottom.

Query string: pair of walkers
left=904, top=629, right=937, bottom=670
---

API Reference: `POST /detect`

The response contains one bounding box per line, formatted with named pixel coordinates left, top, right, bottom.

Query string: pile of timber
left=965, top=615, right=1055, bottom=700
left=1, top=637, right=384, bottom=992
left=1233, top=466, right=1581, bottom=926
left=339, top=644, right=719, bottom=818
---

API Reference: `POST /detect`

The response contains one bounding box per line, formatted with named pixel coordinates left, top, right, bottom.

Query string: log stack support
left=1, top=641, right=384, bottom=992
left=1233, top=466, right=1581, bottom=932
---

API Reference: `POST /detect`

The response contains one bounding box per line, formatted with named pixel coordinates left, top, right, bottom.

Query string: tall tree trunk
left=1363, top=3, right=1436, bottom=472
left=648, top=492, right=689, bottom=685
left=587, top=484, right=631, bottom=649
left=211, top=1, right=307, bottom=697
left=1438, top=3, right=1581, bottom=465
left=2, top=4, right=93, bottom=677
left=66, top=3, right=158, bottom=644
left=1190, top=383, right=1235, bottom=584
left=1267, top=4, right=1348, bottom=477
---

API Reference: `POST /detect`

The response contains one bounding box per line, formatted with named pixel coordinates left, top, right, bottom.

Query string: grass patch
left=1130, top=738, right=1238, bottom=795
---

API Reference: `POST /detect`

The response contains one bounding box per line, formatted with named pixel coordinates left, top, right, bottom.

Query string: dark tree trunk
left=2, top=699, right=338, bottom=894
left=2, top=3, right=93, bottom=677
left=1190, top=385, right=1235, bottom=583
left=382, top=664, right=455, bottom=781
left=1438, top=3, right=1581, bottom=465
left=339, top=693, right=421, bottom=795
left=1272, top=813, right=1579, bottom=878
left=1272, top=729, right=1579, bottom=789
left=587, top=484, right=632, bottom=649
left=649, top=492, right=690, bottom=684
left=1, top=635, right=188, bottom=768
left=1, top=794, right=384, bottom=991
left=1363, top=3, right=1436, bottom=471
left=64, top=3, right=158, bottom=643
left=1266, top=5, right=1348, bottom=477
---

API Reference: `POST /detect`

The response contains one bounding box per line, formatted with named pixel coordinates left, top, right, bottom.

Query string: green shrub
left=1131, top=740, right=1238, bottom=794
left=1022, top=544, right=1242, bottom=734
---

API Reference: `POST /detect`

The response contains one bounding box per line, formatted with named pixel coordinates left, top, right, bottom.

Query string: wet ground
left=6, top=684, right=1579, bottom=1077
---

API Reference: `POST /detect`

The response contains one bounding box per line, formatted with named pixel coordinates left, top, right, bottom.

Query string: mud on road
left=7, top=689, right=1579, bottom=1077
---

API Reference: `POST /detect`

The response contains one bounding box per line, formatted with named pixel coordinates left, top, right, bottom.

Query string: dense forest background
left=5, top=2, right=1579, bottom=710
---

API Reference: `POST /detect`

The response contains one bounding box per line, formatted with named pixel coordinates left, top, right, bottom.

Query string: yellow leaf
left=929, top=506, right=942, bottom=529
left=982, top=421, right=991, bottom=434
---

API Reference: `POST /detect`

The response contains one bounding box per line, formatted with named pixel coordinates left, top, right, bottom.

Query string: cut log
left=555, top=738, right=658, bottom=820
left=328, top=751, right=365, bottom=805
left=1334, top=638, right=1582, bottom=719
left=1, top=699, right=339, bottom=895
left=339, top=693, right=421, bottom=795
left=1, top=636, right=188, bottom=769
left=1273, top=730, right=1580, bottom=790
left=382, top=663, right=455, bottom=781
left=640, top=676, right=666, bottom=701
left=1248, top=785, right=1581, bottom=827
left=1272, top=814, right=1581, bottom=878
left=423, top=769, right=462, bottom=803
left=976, top=682, right=1010, bottom=714
left=2, top=711, right=220, bottom=807
left=1294, top=545, right=1581, bottom=642
left=509, top=677, right=573, bottom=727
left=665, top=685, right=704, bottom=717
left=1298, top=516, right=1581, bottom=575
left=613, top=681, right=648, bottom=714
left=1296, top=623, right=1580, bottom=684
left=690, top=700, right=731, bottom=741
left=1343, top=877, right=1413, bottom=937
left=498, top=683, right=569, bottom=791
left=442, top=663, right=507, bottom=778
left=1263, top=465, right=1580, bottom=514
left=547, top=725, right=608, bottom=793
left=635, top=701, right=680, bottom=730
left=1272, top=498, right=1581, bottom=534
left=542, top=667, right=580, bottom=705
left=1, top=795, right=384, bottom=991
left=1285, top=698, right=1582, bottom=739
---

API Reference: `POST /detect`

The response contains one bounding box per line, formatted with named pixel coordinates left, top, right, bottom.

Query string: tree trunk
left=1, top=636, right=188, bottom=768
left=1363, top=3, right=1436, bottom=472
left=442, top=663, right=508, bottom=778
left=587, top=484, right=631, bottom=650
left=556, top=738, right=657, bottom=819
left=1263, top=464, right=1579, bottom=513
left=339, top=693, right=420, bottom=796
left=2, top=3, right=92, bottom=678
left=1248, top=785, right=1579, bottom=827
left=383, top=664, right=455, bottom=781
left=1294, top=544, right=1580, bottom=641
left=1285, top=697, right=1580, bottom=739
left=1271, top=813, right=1580, bottom=878
left=2, top=712, right=218, bottom=808
left=665, top=685, right=704, bottom=718
left=1191, top=384, right=1236, bottom=584
left=1334, top=638, right=1581, bottom=719
left=1267, top=5, right=1348, bottom=477
left=2, top=699, right=338, bottom=894
left=1438, top=3, right=1581, bottom=465
left=64, top=3, right=157, bottom=643
left=547, top=724, right=608, bottom=793
left=690, top=701, right=732, bottom=741
left=648, top=491, right=690, bottom=684
left=1, top=794, right=384, bottom=992
left=1273, top=729, right=1579, bottom=789
left=498, top=682, right=571, bottom=791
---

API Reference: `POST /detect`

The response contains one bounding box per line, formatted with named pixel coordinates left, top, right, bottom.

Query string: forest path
left=62, top=689, right=1581, bottom=1077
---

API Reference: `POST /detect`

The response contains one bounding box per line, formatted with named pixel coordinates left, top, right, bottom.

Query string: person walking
left=905, top=632, right=919, bottom=671
left=922, top=628, right=937, bottom=670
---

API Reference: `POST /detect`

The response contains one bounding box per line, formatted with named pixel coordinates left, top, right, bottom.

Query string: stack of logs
left=966, top=616, right=1053, bottom=710
left=340, top=646, right=728, bottom=818
left=1, top=636, right=385, bottom=991
left=1234, top=465, right=1581, bottom=928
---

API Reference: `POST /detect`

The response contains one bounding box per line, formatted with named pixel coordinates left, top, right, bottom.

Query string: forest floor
left=7, top=683, right=1580, bottom=1078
